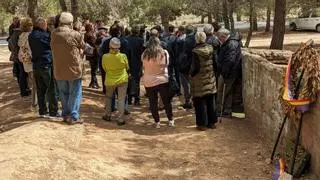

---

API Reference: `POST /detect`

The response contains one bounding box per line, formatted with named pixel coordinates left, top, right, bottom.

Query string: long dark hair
left=142, top=37, right=163, bottom=61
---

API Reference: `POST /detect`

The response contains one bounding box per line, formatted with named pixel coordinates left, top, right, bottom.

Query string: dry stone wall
left=242, top=49, right=320, bottom=177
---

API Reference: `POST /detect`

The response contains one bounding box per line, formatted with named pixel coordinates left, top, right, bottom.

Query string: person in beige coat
left=51, top=12, right=85, bottom=125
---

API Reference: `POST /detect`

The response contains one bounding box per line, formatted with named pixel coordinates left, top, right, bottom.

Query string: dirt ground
left=0, top=30, right=318, bottom=179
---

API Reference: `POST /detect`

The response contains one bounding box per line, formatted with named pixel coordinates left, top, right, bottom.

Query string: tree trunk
left=59, top=0, right=68, bottom=11
left=213, top=0, right=220, bottom=22
left=265, top=0, right=271, bottom=32
left=160, top=12, right=170, bottom=31
left=228, top=0, right=235, bottom=31
left=71, top=0, right=79, bottom=22
left=253, top=7, right=258, bottom=31
left=270, top=0, right=286, bottom=49
left=208, top=13, right=213, bottom=23
left=236, top=13, right=241, bottom=21
left=201, top=15, right=205, bottom=24
left=27, top=0, right=38, bottom=23
left=222, top=0, right=230, bottom=29
left=245, top=0, right=254, bottom=48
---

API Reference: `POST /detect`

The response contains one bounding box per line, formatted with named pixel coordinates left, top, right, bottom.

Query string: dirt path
left=0, top=62, right=273, bottom=179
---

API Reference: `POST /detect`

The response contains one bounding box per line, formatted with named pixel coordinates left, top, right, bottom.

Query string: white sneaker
left=154, top=122, right=161, bottom=129
left=168, top=120, right=175, bottom=127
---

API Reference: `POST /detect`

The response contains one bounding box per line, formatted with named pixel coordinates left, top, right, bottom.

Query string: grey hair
left=35, top=17, right=46, bottom=27
left=217, top=28, right=230, bottom=38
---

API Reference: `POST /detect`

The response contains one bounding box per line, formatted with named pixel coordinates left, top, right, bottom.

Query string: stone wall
left=242, top=49, right=320, bottom=177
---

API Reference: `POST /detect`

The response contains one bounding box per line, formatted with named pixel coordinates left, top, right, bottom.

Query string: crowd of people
left=7, top=12, right=244, bottom=130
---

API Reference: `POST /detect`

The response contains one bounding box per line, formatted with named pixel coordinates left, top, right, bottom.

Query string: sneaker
left=117, top=121, right=126, bottom=126
left=207, top=124, right=217, bottom=129
left=67, top=118, right=84, bottom=125
left=124, top=110, right=130, bottom=115
left=102, top=115, right=111, bottom=121
left=154, top=122, right=161, bottom=129
left=134, top=101, right=141, bottom=106
left=231, top=112, right=246, bottom=119
left=168, top=120, right=175, bottom=127
left=39, top=114, right=49, bottom=118
left=182, top=103, right=193, bottom=109
left=196, top=126, right=206, bottom=131
left=48, top=113, right=62, bottom=120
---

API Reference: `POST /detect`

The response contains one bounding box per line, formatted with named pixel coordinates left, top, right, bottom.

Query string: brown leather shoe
left=207, top=124, right=217, bottom=129
left=196, top=126, right=207, bottom=131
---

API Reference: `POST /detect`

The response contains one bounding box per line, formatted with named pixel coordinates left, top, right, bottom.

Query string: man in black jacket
left=126, top=25, right=144, bottom=105
left=178, top=25, right=196, bottom=109
left=216, top=28, right=244, bottom=117
left=29, top=17, right=58, bottom=118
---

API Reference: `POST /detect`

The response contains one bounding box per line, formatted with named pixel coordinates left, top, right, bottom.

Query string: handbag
left=165, top=52, right=179, bottom=97
left=84, top=43, right=94, bottom=57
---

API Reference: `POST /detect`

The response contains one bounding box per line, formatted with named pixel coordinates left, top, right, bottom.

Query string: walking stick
left=270, top=69, right=305, bottom=162
left=290, top=113, right=304, bottom=174
left=219, top=83, right=226, bottom=123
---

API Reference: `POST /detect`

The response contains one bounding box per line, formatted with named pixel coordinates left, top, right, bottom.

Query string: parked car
left=290, top=10, right=320, bottom=32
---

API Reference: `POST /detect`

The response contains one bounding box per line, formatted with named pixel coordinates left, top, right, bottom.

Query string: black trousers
left=34, top=67, right=58, bottom=116
left=88, top=57, right=99, bottom=85
left=145, top=83, right=173, bottom=123
left=193, top=94, right=217, bottom=127
left=16, top=61, right=30, bottom=96
left=100, top=59, right=106, bottom=93
left=128, top=76, right=141, bottom=104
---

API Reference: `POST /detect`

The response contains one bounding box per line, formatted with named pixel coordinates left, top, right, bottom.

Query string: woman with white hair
left=101, top=37, right=129, bottom=126
left=51, top=12, right=85, bottom=124
left=190, top=32, right=217, bottom=131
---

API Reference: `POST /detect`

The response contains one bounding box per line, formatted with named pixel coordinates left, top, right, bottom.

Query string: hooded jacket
left=217, top=35, right=242, bottom=79
left=190, top=44, right=217, bottom=97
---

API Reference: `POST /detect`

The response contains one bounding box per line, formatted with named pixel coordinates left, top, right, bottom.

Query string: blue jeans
left=56, top=79, right=82, bottom=120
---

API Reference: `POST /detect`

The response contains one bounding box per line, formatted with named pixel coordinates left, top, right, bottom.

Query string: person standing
left=216, top=28, right=244, bottom=117
left=84, top=23, right=100, bottom=89
left=8, top=18, right=31, bottom=97
left=18, top=17, right=37, bottom=107
left=29, top=17, right=59, bottom=118
left=190, top=32, right=217, bottom=131
left=101, top=38, right=129, bottom=126
left=126, top=25, right=144, bottom=105
left=179, top=25, right=196, bottom=109
left=51, top=12, right=85, bottom=124
left=142, top=37, right=174, bottom=128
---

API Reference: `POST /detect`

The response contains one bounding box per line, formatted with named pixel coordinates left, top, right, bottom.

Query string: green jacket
left=190, top=44, right=217, bottom=97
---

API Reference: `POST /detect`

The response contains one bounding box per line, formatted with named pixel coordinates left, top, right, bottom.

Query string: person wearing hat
left=190, top=32, right=217, bottom=131
left=51, top=12, right=85, bottom=124
left=101, top=37, right=129, bottom=126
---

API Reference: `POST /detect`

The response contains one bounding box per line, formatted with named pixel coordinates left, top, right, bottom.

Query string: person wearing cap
left=216, top=28, right=244, bottom=118
left=101, top=37, right=129, bottom=126
left=29, top=17, right=59, bottom=118
left=51, top=12, right=85, bottom=124
left=126, top=25, right=144, bottom=106
left=190, top=32, right=217, bottom=131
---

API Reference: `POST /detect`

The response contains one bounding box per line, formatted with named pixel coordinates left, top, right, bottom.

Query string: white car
left=290, top=11, right=320, bottom=32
